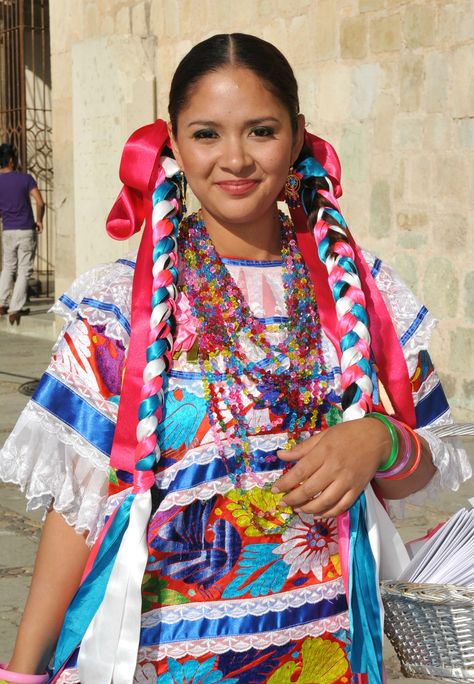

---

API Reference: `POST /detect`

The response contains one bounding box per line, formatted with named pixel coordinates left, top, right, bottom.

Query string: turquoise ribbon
left=52, top=495, right=134, bottom=673
left=349, top=493, right=383, bottom=683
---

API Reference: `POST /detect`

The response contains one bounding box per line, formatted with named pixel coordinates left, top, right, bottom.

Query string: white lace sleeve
left=362, top=251, right=472, bottom=515
left=0, top=259, right=133, bottom=544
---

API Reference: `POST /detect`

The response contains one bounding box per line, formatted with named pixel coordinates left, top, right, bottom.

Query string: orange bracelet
left=381, top=421, right=422, bottom=480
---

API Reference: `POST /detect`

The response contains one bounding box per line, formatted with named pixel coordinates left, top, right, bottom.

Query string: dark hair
left=168, top=33, right=300, bottom=134
left=0, top=143, right=17, bottom=169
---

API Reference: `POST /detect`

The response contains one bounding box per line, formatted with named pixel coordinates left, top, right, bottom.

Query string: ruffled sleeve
left=362, top=251, right=472, bottom=514
left=0, top=258, right=134, bottom=543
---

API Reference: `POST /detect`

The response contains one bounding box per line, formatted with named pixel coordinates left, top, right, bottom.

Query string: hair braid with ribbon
left=134, top=155, right=182, bottom=493
left=295, top=152, right=374, bottom=422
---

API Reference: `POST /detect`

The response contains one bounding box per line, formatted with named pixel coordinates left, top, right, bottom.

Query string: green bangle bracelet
left=365, top=412, right=399, bottom=471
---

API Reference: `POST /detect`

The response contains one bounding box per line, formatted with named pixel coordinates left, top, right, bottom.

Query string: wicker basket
left=381, top=581, right=474, bottom=682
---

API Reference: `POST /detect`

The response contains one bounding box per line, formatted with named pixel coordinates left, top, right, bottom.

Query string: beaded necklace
left=180, top=210, right=328, bottom=494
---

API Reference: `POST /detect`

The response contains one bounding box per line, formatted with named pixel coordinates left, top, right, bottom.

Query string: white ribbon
left=78, top=492, right=152, bottom=684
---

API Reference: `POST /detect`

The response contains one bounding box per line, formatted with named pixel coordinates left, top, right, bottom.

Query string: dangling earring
left=285, top=167, right=301, bottom=208
left=179, top=171, right=187, bottom=215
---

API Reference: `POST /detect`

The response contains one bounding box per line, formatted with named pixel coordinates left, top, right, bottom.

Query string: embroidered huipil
left=0, top=253, right=470, bottom=684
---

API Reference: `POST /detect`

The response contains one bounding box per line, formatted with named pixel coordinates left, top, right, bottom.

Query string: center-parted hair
left=169, top=33, right=300, bottom=134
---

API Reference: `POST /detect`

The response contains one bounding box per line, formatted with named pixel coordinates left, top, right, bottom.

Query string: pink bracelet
left=374, top=416, right=412, bottom=479
left=0, top=664, right=48, bottom=683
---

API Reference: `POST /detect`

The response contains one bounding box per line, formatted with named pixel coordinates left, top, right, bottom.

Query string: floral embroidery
left=274, top=514, right=338, bottom=581
left=225, top=487, right=292, bottom=537
left=267, top=636, right=349, bottom=683
left=222, top=543, right=289, bottom=598
left=156, top=656, right=238, bottom=684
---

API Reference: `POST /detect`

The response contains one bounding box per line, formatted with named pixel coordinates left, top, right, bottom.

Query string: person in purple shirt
left=0, top=144, right=45, bottom=324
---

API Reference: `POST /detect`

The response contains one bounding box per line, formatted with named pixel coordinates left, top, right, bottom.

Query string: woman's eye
left=192, top=129, right=218, bottom=140
left=250, top=126, right=275, bottom=137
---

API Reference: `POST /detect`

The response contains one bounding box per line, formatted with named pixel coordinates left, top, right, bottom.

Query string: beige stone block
left=50, top=50, right=73, bottom=100
left=369, top=179, right=391, bottom=238
left=424, top=53, right=449, bottom=114
left=287, top=15, right=314, bottom=66
left=404, top=154, right=431, bottom=201
left=456, top=118, right=474, bottom=148
left=424, top=257, right=459, bottom=319
left=115, top=5, right=131, bottom=34
left=262, top=17, right=288, bottom=58
left=83, top=2, right=100, bottom=39
left=452, top=45, right=474, bottom=118
left=434, top=155, right=467, bottom=201
left=340, top=15, right=367, bottom=60
left=150, top=0, right=180, bottom=38
left=464, top=271, right=474, bottom=323
left=379, top=61, right=398, bottom=92
left=316, top=64, right=352, bottom=121
left=391, top=253, right=418, bottom=293
left=403, top=3, right=435, bottom=49
left=50, top=0, right=85, bottom=54
left=432, top=214, right=468, bottom=254
left=359, top=0, right=385, bottom=12
left=340, top=122, right=370, bottom=183
left=370, top=13, right=402, bottom=53
left=400, top=55, right=424, bottom=112
left=423, top=115, right=451, bottom=150
left=439, top=2, right=474, bottom=47
left=450, top=328, right=474, bottom=372
left=295, top=66, right=319, bottom=117
left=396, top=116, right=422, bottom=149
left=314, top=0, right=338, bottom=58
left=131, top=1, right=148, bottom=36
left=373, top=93, right=395, bottom=149
left=351, top=63, right=379, bottom=119
left=397, top=210, right=428, bottom=231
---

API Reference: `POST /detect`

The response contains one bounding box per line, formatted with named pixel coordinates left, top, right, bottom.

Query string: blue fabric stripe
left=400, top=306, right=428, bottom=346
left=32, top=372, right=115, bottom=456
left=155, top=447, right=287, bottom=492
left=59, top=293, right=77, bottom=311
left=169, top=367, right=341, bottom=381
left=116, top=258, right=136, bottom=269
left=415, top=382, right=449, bottom=428
left=370, top=258, right=382, bottom=279
left=81, top=297, right=131, bottom=336
left=221, top=257, right=283, bottom=267
left=140, top=594, right=347, bottom=645
left=256, top=315, right=288, bottom=324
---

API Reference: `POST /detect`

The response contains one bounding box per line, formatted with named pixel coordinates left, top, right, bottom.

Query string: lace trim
left=0, top=402, right=109, bottom=543
left=142, top=578, right=345, bottom=627
left=51, top=260, right=134, bottom=346
left=138, top=612, right=349, bottom=661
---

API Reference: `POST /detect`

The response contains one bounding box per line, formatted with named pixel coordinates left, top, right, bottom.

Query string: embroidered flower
left=174, top=291, right=198, bottom=353
left=273, top=513, right=338, bottom=581
left=156, top=656, right=238, bottom=684
left=226, top=487, right=292, bottom=537
left=267, top=636, right=349, bottom=684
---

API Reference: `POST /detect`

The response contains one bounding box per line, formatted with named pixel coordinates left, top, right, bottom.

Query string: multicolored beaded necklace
left=180, top=210, right=328, bottom=495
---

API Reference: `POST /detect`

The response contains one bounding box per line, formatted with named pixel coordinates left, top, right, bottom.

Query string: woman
left=0, top=34, right=469, bottom=684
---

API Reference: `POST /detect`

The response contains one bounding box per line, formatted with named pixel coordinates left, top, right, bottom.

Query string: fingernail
left=294, top=508, right=302, bottom=512
left=271, top=485, right=280, bottom=493
left=277, top=499, right=287, bottom=507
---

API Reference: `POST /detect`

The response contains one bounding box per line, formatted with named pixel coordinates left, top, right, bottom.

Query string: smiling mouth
left=215, top=180, right=259, bottom=196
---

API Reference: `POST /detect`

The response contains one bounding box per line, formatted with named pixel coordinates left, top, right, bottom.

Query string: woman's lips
left=215, top=179, right=259, bottom=196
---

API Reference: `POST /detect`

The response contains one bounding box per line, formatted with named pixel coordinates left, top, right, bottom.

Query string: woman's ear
left=167, top=122, right=184, bottom=171
left=291, top=114, right=306, bottom=165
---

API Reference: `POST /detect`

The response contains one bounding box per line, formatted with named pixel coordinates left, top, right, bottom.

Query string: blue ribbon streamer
left=52, top=495, right=135, bottom=674
left=348, top=493, right=383, bottom=683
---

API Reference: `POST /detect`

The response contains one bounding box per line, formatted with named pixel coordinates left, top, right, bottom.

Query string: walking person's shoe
left=8, top=308, right=30, bottom=325
left=0, top=305, right=7, bottom=315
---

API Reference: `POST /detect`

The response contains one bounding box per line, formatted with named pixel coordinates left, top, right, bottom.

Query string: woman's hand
left=272, top=418, right=390, bottom=517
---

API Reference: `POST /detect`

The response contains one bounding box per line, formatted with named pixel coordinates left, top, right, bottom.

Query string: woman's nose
left=219, top=137, right=253, bottom=174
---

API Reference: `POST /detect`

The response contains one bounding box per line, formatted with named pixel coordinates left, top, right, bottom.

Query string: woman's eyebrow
left=187, top=116, right=281, bottom=128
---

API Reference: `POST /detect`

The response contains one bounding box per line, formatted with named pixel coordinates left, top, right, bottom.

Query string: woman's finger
left=276, top=431, right=323, bottom=461
left=295, top=481, right=349, bottom=516
left=279, top=469, right=333, bottom=508
left=272, top=450, right=324, bottom=494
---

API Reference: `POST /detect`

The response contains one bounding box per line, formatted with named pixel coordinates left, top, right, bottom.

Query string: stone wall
left=49, top=0, right=474, bottom=421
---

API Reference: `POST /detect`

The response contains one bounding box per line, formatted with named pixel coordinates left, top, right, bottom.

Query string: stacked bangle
left=365, top=412, right=399, bottom=471
left=0, top=664, right=48, bottom=684
left=366, top=412, right=423, bottom=481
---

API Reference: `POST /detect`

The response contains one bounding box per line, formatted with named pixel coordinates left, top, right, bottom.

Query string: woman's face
left=169, top=66, right=304, bottom=228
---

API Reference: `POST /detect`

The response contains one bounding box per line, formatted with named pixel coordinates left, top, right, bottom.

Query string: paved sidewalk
left=0, top=331, right=472, bottom=681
